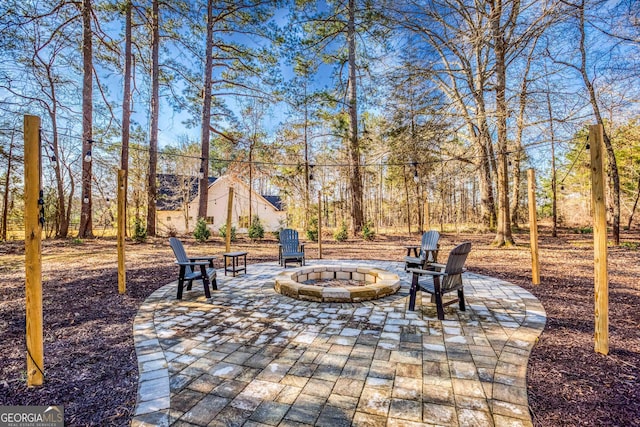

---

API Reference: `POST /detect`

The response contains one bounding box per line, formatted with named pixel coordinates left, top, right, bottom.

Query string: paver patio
left=131, top=260, right=545, bottom=427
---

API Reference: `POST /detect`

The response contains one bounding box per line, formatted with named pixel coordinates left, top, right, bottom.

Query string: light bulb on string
left=84, top=150, right=92, bottom=162
left=83, top=195, right=89, bottom=204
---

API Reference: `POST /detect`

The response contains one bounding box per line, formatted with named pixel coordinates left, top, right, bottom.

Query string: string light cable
left=559, top=135, right=589, bottom=190
left=35, top=127, right=512, bottom=170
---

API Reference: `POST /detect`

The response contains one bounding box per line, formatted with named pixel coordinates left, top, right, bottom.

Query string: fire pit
left=274, top=265, right=400, bottom=303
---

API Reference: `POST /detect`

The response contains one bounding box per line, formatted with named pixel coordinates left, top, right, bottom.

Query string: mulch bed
left=1, top=228, right=639, bottom=426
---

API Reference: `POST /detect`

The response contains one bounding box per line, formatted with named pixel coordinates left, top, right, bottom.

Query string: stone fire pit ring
left=274, top=265, right=401, bottom=303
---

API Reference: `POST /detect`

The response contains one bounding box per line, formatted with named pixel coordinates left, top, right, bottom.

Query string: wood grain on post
left=423, top=200, right=430, bottom=231
left=589, top=124, right=609, bottom=355
left=24, top=115, right=44, bottom=386
left=527, top=169, right=540, bottom=285
left=117, top=169, right=127, bottom=294
left=225, top=187, right=233, bottom=256
left=318, top=191, right=322, bottom=259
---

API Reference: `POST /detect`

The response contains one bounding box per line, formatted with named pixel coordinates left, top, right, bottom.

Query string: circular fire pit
left=274, top=265, right=400, bottom=303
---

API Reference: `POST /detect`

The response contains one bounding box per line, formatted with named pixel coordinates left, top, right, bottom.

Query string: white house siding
left=157, top=175, right=285, bottom=235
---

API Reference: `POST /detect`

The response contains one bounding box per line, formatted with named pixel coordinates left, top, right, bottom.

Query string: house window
left=205, top=216, right=214, bottom=224
left=238, top=215, right=249, bottom=228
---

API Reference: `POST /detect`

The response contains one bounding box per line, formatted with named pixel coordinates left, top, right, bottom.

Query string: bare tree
left=489, top=0, right=514, bottom=246
left=575, top=0, right=620, bottom=244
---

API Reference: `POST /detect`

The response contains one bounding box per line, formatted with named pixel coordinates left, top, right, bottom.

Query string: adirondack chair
left=404, top=230, right=440, bottom=271
left=279, top=228, right=305, bottom=267
left=169, top=237, right=217, bottom=299
left=407, top=241, right=472, bottom=319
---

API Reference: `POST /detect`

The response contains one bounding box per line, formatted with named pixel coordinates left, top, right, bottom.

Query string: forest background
left=0, top=0, right=639, bottom=245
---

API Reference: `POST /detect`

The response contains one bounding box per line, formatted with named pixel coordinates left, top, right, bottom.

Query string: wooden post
left=117, top=170, right=126, bottom=294
left=589, top=124, right=609, bottom=355
left=24, top=115, right=44, bottom=386
left=317, top=191, right=322, bottom=259
left=423, top=200, right=430, bottom=230
left=225, top=187, right=234, bottom=256
left=527, top=169, right=540, bottom=285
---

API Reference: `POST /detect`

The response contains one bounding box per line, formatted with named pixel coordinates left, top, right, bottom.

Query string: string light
left=198, top=157, right=205, bottom=179
left=84, top=138, right=93, bottom=162
left=35, top=128, right=517, bottom=174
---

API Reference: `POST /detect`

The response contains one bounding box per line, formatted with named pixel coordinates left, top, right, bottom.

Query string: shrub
left=306, top=217, right=318, bottom=242
left=193, top=217, right=211, bottom=242
left=333, top=222, right=348, bottom=242
left=362, top=220, right=375, bottom=241
left=219, top=224, right=237, bottom=241
left=133, top=218, right=147, bottom=243
left=574, top=226, right=593, bottom=234
left=248, top=216, right=265, bottom=242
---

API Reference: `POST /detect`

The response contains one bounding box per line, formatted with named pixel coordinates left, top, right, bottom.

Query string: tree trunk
left=403, top=167, right=411, bottom=235
left=347, top=0, right=363, bottom=235
left=546, top=82, right=558, bottom=237
left=146, top=0, right=159, bottom=236
left=479, top=137, right=496, bottom=228
left=490, top=0, right=514, bottom=246
left=249, top=146, right=253, bottom=222
left=198, top=0, right=214, bottom=220
left=473, top=105, right=496, bottom=228
left=510, top=48, right=534, bottom=228
left=627, top=176, right=640, bottom=230
left=121, top=0, right=132, bottom=233
left=1, top=130, right=13, bottom=241
left=49, top=106, right=68, bottom=238
left=304, top=83, right=309, bottom=230
left=578, top=0, right=620, bottom=245
left=78, top=0, right=93, bottom=238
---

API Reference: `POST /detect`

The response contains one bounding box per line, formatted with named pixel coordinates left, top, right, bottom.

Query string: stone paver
left=131, top=260, right=545, bottom=426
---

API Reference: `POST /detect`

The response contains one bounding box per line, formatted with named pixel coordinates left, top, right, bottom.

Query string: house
left=156, top=174, right=286, bottom=234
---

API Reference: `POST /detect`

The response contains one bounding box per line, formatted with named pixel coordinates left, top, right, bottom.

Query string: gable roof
left=156, top=174, right=216, bottom=210
left=156, top=173, right=284, bottom=212
left=262, top=195, right=284, bottom=211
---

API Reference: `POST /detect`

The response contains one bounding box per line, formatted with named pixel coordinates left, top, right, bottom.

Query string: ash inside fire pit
left=302, top=279, right=367, bottom=288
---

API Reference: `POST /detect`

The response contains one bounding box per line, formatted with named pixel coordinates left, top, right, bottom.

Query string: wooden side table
left=404, top=245, right=421, bottom=257
left=223, top=251, right=247, bottom=277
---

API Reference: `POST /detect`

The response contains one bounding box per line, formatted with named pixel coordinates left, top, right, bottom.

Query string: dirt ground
left=0, top=227, right=639, bottom=426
